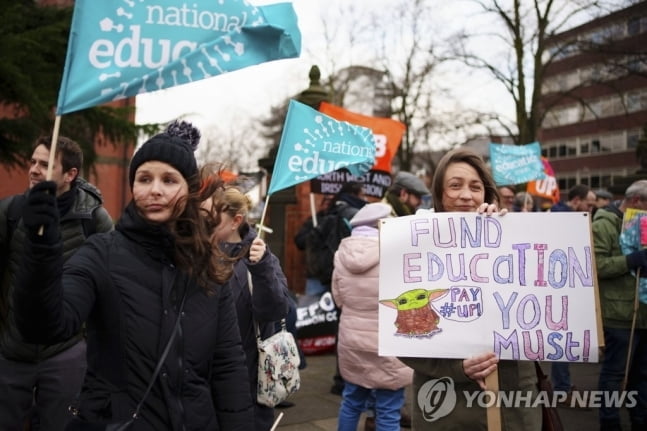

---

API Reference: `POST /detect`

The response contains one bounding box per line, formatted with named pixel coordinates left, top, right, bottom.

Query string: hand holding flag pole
left=38, top=116, right=62, bottom=236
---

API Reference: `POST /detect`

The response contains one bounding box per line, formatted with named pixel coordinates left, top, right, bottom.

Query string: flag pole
left=38, top=115, right=62, bottom=236
left=256, top=195, right=271, bottom=240
left=623, top=268, right=640, bottom=391
left=270, top=412, right=284, bottom=431
left=309, top=192, right=318, bottom=227
left=46, top=115, right=62, bottom=181
left=485, top=370, right=501, bottom=431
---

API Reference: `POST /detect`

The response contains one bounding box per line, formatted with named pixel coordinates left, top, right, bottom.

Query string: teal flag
left=489, top=142, right=545, bottom=185
left=267, top=100, right=376, bottom=195
left=56, top=0, right=301, bottom=115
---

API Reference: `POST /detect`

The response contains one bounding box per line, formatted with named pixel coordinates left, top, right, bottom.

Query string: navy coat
left=14, top=203, right=253, bottom=430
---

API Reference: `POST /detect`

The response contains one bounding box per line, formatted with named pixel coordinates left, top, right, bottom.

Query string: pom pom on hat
left=129, top=120, right=200, bottom=189
left=165, top=120, right=201, bottom=151
left=350, top=202, right=392, bottom=228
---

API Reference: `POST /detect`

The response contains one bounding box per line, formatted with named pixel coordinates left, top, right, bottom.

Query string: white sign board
left=378, top=212, right=599, bottom=363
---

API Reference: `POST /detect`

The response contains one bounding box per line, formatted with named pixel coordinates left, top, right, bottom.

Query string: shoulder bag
left=248, top=272, right=301, bottom=407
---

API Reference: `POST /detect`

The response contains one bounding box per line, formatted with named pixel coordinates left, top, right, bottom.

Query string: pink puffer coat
left=332, top=227, right=413, bottom=390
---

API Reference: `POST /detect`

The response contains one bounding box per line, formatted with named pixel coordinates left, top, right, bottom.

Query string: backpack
left=304, top=209, right=352, bottom=285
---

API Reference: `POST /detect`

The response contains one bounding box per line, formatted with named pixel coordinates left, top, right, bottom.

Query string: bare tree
left=368, top=0, right=443, bottom=171
left=196, top=120, right=265, bottom=172
left=310, top=0, right=463, bottom=173
left=448, top=0, right=629, bottom=146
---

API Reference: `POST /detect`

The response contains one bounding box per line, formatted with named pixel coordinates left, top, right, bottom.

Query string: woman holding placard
left=399, top=148, right=541, bottom=430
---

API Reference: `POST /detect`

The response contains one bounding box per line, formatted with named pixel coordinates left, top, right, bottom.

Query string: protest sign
left=489, top=142, right=545, bottom=186
left=309, top=168, right=392, bottom=199
left=378, top=212, right=599, bottom=363
left=318, top=102, right=405, bottom=173
left=527, top=157, right=560, bottom=204
left=620, top=208, right=647, bottom=303
left=310, top=102, right=405, bottom=199
left=295, top=292, right=340, bottom=355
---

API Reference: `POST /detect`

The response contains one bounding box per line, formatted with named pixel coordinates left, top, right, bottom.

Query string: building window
left=627, top=91, right=641, bottom=112
left=628, top=132, right=640, bottom=149
left=628, top=16, right=641, bottom=36
left=558, top=178, right=567, bottom=190
left=591, top=176, right=600, bottom=188
left=549, top=146, right=557, bottom=158
left=558, top=144, right=567, bottom=157
left=592, top=140, right=601, bottom=153
left=581, top=141, right=590, bottom=154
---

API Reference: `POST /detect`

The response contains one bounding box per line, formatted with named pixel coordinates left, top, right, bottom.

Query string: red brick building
left=0, top=101, right=135, bottom=221
left=539, top=2, right=647, bottom=194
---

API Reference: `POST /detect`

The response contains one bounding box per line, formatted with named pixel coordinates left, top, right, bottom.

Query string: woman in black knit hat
left=13, top=121, right=253, bottom=430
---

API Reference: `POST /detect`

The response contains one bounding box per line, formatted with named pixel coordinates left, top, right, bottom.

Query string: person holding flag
left=202, top=184, right=292, bottom=430
left=12, top=121, right=253, bottom=429
left=0, top=136, right=113, bottom=431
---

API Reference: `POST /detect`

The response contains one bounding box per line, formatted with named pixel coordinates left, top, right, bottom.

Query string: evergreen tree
left=0, top=0, right=157, bottom=170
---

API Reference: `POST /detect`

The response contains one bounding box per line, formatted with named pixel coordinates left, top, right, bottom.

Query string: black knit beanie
left=129, top=120, right=200, bottom=189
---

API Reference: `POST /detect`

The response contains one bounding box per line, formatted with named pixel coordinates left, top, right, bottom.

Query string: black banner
left=309, top=169, right=392, bottom=199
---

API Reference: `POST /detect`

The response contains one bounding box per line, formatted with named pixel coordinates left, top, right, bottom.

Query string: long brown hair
left=170, top=169, right=234, bottom=293
left=432, top=148, right=500, bottom=212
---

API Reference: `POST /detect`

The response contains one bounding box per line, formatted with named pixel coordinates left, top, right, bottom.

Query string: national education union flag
left=56, top=0, right=301, bottom=115
left=267, top=100, right=376, bottom=195
left=489, top=142, right=545, bottom=186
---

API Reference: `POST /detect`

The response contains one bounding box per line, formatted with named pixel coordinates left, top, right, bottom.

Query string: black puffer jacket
left=14, top=203, right=253, bottom=430
left=0, top=180, right=113, bottom=361
left=222, top=225, right=290, bottom=431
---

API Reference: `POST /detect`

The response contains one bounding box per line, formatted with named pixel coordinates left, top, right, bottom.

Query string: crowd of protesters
left=1, top=123, right=645, bottom=431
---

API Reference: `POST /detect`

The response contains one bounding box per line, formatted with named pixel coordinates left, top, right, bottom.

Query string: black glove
left=22, top=181, right=60, bottom=244
left=626, top=249, right=647, bottom=275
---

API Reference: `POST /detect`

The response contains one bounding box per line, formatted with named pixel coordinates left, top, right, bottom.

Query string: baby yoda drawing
left=380, top=288, right=449, bottom=337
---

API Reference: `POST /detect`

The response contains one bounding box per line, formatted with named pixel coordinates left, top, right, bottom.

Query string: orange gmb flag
left=527, top=157, right=560, bottom=204
left=319, top=102, right=405, bottom=173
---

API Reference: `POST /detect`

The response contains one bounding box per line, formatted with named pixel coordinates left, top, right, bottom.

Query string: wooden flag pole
left=46, top=116, right=62, bottom=181
left=270, top=412, right=284, bottom=431
left=256, top=195, right=271, bottom=240
left=309, top=192, right=318, bottom=227
left=485, top=370, right=501, bottom=431
left=38, top=115, right=62, bottom=236
left=623, top=268, right=641, bottom=391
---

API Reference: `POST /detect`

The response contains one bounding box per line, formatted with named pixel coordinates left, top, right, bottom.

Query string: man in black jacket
left=0, top=135, right=113, bottom=430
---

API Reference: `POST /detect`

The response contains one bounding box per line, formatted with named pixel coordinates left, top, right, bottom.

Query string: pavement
left=273, top=353, right=632, bottom=430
